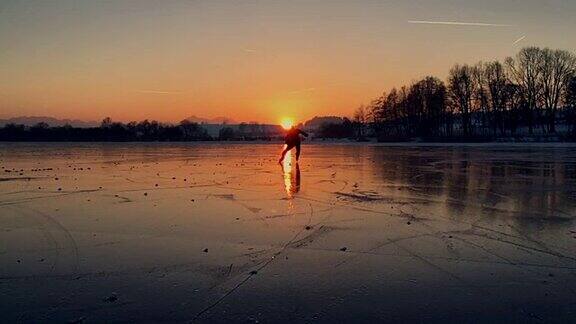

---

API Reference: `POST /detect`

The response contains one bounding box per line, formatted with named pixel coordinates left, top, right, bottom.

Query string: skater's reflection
left=282, top=152, right=300, bottom=197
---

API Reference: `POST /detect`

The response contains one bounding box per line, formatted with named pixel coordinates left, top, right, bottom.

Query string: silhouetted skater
left=279, top=126, right=308, bottom=163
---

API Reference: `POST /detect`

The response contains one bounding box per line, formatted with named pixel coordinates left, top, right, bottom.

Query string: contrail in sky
left=512, top=35, right=526, bottom=45
left=408, top=20, right=513, bottom=27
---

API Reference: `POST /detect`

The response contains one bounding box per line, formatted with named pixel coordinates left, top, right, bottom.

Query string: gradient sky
left=1, top=0, right=575, bottom=124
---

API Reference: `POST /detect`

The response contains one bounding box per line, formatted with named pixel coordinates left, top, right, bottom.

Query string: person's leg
left=295, top=143, right=301, bottom=161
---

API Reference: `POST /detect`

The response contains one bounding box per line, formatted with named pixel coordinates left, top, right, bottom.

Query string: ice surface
left=1, top=143, right=576, bottom=322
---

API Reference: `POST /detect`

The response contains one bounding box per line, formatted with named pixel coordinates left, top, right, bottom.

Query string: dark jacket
left=285, top=128, right=308, bottom=145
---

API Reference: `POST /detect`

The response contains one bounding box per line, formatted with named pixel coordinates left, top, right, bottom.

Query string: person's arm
left=299, top=129, right=309, bottom=137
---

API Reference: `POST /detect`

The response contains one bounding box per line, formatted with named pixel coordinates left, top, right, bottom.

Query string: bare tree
left=369, top=92, right=387, bottom=136
left=565, top=76, right=576, bottom=136
left=101, top=117, right=113, bottom=128
left=505, top=47, right=545, bottom=134
left=415, top=76, right=446, bottom=137
left=353, top=105, right=368, bottom=138
left=477, top=61, right=510, bottom=135
left=448, top=64, right=475, bottom=136
left=472, top=64, right=490, bottom=134
left=385, top=88, right=401, bottom=135
left=538, top=48, right=576, bottom=132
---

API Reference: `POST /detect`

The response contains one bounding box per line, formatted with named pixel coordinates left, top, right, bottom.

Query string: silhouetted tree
left=318, top=118, right=354, bottom=139
left=505, top=47, right=544, bottom=134
left=219, top=127, right=235, bottom=140
left=238, top=122, right=248, bottom=139
left=565, top=76, right=576, bottom=137
left=101, top=117, right=113, bottom=128
left=538, top=48, right=576, bottom=133
left=410, top=76, right=446, bottom=137
left=353, top=105, right=368, bottom=139
left=474, top=61, right=512, bottom=135
left=179, top=120, right=208, bottom=140
left=448, top=65, right=475, bottom=136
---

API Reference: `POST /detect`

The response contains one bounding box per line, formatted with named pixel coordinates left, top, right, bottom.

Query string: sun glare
left=280, top=118, right=294, bottom=129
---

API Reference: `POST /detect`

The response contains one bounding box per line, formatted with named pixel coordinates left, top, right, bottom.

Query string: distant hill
left=0, top=116, right=98, bottom=128
left=304, top=116, right=345, bottom=130
left=184, top=115, right=237, bottom=125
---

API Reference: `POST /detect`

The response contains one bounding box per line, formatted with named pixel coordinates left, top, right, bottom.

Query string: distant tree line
left=0, top=118, right=289, bottom=142
left=217, top=122, right=282, bottom=141
left=0, top=119, right=212, bottom=141
left=362, top=47, right=576, bottom=141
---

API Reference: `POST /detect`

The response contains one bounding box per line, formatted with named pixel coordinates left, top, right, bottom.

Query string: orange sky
left=1, top=0, right=575, bottom=124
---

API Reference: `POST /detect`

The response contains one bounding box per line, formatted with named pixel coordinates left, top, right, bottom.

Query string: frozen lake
left=1, top=142, right=576, bottom=322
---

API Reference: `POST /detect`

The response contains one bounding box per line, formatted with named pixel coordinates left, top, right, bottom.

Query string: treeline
left=0, top=118, right=288, bottom=141
left=357, top=46, right=576, bottom=141
left=217, top=123, right=283, bottom=140
left=0, top=118, right=212, bottom=141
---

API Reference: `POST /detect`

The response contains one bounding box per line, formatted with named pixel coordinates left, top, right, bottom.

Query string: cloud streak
left=512, top=35, right=526, bottom=45
left=288, top=87, right=316, bottom=95
left=408, top=20, right=513, bottom=27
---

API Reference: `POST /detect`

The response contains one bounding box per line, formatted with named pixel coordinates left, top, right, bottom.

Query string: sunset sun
left=280, top=118, right=294, bottom=129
